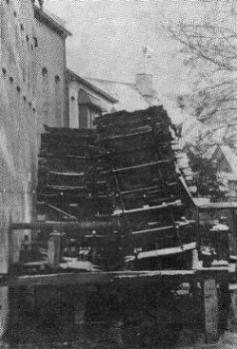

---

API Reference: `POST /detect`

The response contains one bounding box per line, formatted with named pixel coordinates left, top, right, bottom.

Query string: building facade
left=66, top=69, right=117, bottom=129
left=0, top=0, right=39, bottom=268
left=0, top=1, right=71, bottom=268
left=33, top=5, right=71, bottom=129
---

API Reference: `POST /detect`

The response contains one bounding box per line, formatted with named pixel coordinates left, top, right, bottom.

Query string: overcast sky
left=43, top=0, right=216, bottom=122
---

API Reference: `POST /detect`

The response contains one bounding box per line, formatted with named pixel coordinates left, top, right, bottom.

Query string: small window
left=55, top=75, right=60, bottom=83
left=42, top=67, right=48, bottom=76
left=33, top=37, right=38, bottom=48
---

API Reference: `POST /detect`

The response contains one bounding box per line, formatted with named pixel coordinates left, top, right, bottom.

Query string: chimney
left=135, top=46, right=156, bottom=104
left=136, top=73, right=153, bottom=97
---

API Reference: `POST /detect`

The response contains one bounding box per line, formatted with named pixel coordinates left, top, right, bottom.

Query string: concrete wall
left=0, top=0, right=39, bottom=267
left=0, top=1, right=68, bottom=270
left=33, top=10, right=66, bottom=129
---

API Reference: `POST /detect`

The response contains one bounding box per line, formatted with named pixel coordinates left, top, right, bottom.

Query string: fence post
left=0, top=210, right=10, bottom=274
left=48, top=231, right=61, bottom=270
left=202, top=278, right=218, bottom=343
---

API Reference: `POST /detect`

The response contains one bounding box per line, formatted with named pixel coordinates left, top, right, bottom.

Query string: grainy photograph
left=0, top=0, right=237, bottom=348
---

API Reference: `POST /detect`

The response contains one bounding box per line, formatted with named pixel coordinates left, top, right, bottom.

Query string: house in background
left=87, top=72, right=161, bottom=112
left=211, top=145, right=237, bottom=201
left=66, top=69, right=117, bottom=129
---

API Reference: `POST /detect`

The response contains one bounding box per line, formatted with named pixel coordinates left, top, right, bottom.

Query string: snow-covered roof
left=86, top=78, right=161, bottom=112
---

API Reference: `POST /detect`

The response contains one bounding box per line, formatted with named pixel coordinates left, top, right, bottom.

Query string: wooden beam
left=202, top=278, right=219, bottom=343
left=0, top=210, right=10, bottom=274
left=11, top=220, right=117, bottom=232
left=102, top=159, right=172, bottom=175
left=45, top=203, right=77, bottom=220
left=48, top=232, right=61, bottom=270
left=4, top=268, right=230, bottom=288
left=121, top=200, right=182, bottom=215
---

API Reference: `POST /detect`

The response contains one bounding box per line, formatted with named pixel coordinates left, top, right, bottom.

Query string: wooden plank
left=45, top=185, right=87, bottom=191
left=135, top=242, right=197, bottom=260
left=4, top=268, right=230, bottom=287
left=120, top=185, right=165, bottom=196
left=132, top=220, right=194, bottom=236
left=202, top=279, right=218, bottom=343
left=0, top=210, right=10, bottom=274
left=48, top=232, right=61, bottom=270
left=44, top=203, right=77, bottom=220
left=119, top=200, right=182, bottom=215
left=101, top=128, right=152, bottom=140
left=49, top=171, right=85, bottom=177
left=74, top=290, right=87, bottom=325
left=11, top=220, right=117, bottom=232
left=132, top=225, right=174, bottom=235
left=39, top=154, right=87, bottom=160
left=0, top=286, right=9, bottom=337
left=107, top=159, right=172, bottom=174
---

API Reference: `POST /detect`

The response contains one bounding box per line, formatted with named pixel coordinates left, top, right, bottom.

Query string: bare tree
left=168, top=1, right=237, bottom=127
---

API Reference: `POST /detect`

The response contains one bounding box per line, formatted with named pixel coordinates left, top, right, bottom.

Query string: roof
left=213, top=145, right=237, bottom=179
left=78, top=89, right=107, bottom=112
left=86, top=78, right=161, bottom=112
left=34, top=6, right=72, bottom=38
left=67, top=69, right=118, bottom=104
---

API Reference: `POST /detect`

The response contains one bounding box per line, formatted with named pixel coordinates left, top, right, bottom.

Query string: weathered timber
left=11, top=220, right=118, bottom=232
left=118, top=200, right=182, bottom=215
left=132, top=220, right=195, bottom=236
left=202, top=278, right=219, bottom=343
left=135, top=242, right=197, bottom=260
left=0, top=210, right=10, bottom=274
left=44, top=125, right=96, bottom=137
left=97, top=127, right=153, bottom=140
left=48, top=232, right=61, bottom=269
left=4, top=268, right=229, bottom=287
left=108, top=159, right=173, bottom=173
left=36, top=106, right=197, bottom=269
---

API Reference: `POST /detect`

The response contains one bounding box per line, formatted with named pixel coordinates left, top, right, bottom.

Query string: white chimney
left=135, top=46, right=155, bottom=104
left=136, top=73, right=153, bottom=98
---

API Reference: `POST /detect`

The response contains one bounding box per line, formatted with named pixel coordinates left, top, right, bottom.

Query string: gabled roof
left=86, top=78, right=160, bottom=112
left=67, top=69, right=118, bottom=104
left=34, top=5, right=72, bottom=38
left=213, top=145, right=237, bottom=179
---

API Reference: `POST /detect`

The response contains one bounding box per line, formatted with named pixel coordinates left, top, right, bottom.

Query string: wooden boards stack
left=37, top=125, right=97, bottom=221
left=37, top=106, right=197, bottom=270
left=94, top=106, right=196, bottom=269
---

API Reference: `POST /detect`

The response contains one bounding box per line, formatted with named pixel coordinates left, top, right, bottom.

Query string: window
left=41, top=68, right=49, bottom=124
left=33, top=37, right=38, bottom=48
left=55, top=75, right=62, bottom=126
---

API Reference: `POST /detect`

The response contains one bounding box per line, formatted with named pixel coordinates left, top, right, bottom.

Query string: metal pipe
left=11, top=220, right=117, bottom=232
